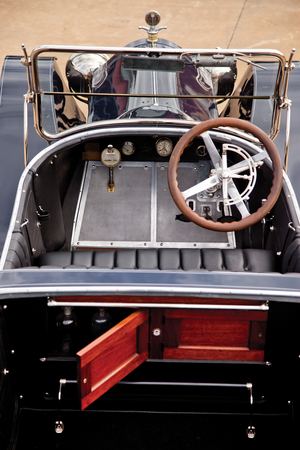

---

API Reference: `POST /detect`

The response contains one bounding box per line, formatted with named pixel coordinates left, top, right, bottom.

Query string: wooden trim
left=77, top=310, right=149, bottom=410
left=149, top=309, right=165, bottom=359
left=165, top=308, right=268, bottom=321
left=164, top=347, right=265, bottom=362
left=162, top=309, right=268, bottom=363
left=54, top=295, right=267, bottom=307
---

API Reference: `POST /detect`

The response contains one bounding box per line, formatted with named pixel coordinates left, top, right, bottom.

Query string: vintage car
left=0, top=10, right=300, bottom=449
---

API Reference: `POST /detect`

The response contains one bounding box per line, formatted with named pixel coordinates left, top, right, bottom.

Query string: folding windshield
left=25, top=46, right=287, bottom=142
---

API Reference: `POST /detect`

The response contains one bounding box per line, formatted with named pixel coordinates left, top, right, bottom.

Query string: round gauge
left=101, top=145, right=121, bottom=167
left=155, top=138, right=173, bottom=157
left=121, top=141, right=135, bottom=156
left=145, top=10, right=160, bottom=26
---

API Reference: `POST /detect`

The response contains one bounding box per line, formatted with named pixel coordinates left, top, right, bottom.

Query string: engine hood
left=88, top=38, right=218, bottom=123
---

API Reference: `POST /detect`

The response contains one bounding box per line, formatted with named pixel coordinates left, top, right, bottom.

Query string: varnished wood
left=162, top=309, right=268, bottom=363
left=164, top=347, right=265, bottom=362
left=164, top=318, right=181, bottom=348
left=249, top=321, right=267, bottom=350
left=165, top=308, right=268, bottom=321
left=76, top=304, right=268, bottom=409
left=55, top=295, right=266, bottom=307
left=180, top=319, right=250, bottom=347
left=149, top=308, right=165, bottom=359
left=77, top=310, right=149, bottom=410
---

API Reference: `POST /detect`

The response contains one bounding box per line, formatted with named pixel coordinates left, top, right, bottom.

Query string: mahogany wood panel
left=162, top=309, right=268, bottom=362
left=249, top=321, right=267, bottom=350
left=74, top=303, right=268, bottom=409
left=149, top=308, right=165, bottom=359
left=180, top=319, right=250, bottom=347
left=77, top=310, right=149, bottom=410
left=164, top=309, right=268, bottom=321
left=164, top=347, right=265, bottom=361
left=55, top=295, right=265, bottom=306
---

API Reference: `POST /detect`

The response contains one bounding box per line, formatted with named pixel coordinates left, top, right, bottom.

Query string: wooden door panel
left=163, top=308, right=268, bottom=362
left=77, top=310, right=149, bottom=410
left=180, top=319, right=250, bottom=347
left=76, top=303, right=268, bottom=410
left=163, top=347, right=265, bottom=361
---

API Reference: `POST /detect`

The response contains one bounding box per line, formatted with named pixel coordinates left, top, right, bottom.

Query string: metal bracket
left=119, top=380, right=255, bottom=438
left=55, top=379, right=77, bottom=433
left=21, top=44, right=35, bottom=167
left=21, top=44, right=33, bottom=93
left=23, top=92, right=34, bottom=167
left=280, top=48, right=296, bottom=172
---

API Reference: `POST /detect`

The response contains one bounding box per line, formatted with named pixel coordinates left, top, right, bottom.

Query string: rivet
left=83, top=378, right=87, bottom=384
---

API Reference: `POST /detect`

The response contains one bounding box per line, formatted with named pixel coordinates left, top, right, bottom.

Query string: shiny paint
left=88, top=38, right=218, bottom=123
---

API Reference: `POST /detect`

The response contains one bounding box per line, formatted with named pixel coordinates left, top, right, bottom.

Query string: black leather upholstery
left=32, top=248, right=280, bottom=272
left=282, top=236, right=300, bottom=273
left=4, top=232, right=32, bottom=269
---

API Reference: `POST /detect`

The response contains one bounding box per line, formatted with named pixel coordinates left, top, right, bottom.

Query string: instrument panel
left=83, top=135, right=213, bottom=164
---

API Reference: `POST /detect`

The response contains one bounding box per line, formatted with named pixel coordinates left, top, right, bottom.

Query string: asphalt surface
left=0, top=0, right=299, bottom=75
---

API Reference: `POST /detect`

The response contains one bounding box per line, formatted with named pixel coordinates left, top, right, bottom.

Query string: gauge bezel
left=145, top=10, right=161, bottom=26
left=121, top=141, right=135, bottom=156
left=155, top=137, right=173, bottom=157
left=101, top=146, right=121, bottom=167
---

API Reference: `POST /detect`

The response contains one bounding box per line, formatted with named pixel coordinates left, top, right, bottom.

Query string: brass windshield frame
left=27, top=45, right=287, bottom=143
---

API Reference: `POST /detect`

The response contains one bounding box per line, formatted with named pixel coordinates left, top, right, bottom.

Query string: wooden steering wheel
left=168, top=118, right=283, bottom=232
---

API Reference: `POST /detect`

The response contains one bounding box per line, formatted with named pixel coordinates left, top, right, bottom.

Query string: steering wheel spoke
left=181, top=175, right=219, bottom=200
left=227, top=180, right=250, bottom=218
left=202, top=131, right=222, bottom=170
left=228, top=149, right=268, bottom=176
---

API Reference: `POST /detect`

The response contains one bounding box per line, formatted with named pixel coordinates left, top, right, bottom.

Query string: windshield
left=28, top=46, right=286, bottom=141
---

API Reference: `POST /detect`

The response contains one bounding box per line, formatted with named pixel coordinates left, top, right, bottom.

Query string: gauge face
left=121, top=141, right=135, bottom=156
left=101, top=146, right=121, bottom=167
left=145, top=10, right=160, bottom=26
left=155, top=138, right=173, bottom=157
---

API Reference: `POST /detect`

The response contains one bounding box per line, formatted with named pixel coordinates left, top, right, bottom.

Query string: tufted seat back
left=31, top=248, right=280, bottom=272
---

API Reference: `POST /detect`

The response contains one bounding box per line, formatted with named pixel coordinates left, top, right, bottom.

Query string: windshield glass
left=29, top=46, right=285, bottom=141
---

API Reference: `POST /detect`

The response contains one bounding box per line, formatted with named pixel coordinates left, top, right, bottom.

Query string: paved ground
left=0, top=0, right=299, bottom=74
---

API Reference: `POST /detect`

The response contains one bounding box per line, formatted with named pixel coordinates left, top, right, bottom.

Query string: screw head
left=55, top=421, right=64, bottom=434
left=152, top=328, right=162, bottom=336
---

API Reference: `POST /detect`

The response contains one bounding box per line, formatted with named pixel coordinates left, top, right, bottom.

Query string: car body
left=0, top=10, right=300, bottom=449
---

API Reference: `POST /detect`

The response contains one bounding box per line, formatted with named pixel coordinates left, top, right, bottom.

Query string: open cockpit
left=1, top=10, right=300, bottom=448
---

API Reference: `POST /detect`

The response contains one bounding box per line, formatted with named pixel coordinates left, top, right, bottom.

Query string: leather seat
left=33, top=248, right=280, bottom=272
